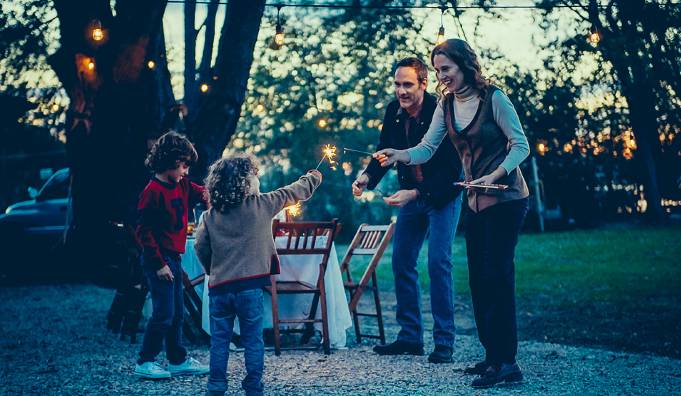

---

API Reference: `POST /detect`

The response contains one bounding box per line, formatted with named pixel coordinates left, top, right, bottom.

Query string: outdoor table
left=181, top=236, right=353, bottom=349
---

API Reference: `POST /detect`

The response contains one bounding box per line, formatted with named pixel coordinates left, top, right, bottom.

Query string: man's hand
left=373, top=149, right=411, bottom=167
left=352, top=174, right=370, bottom=196
left=156, top=265, right=174, bottom=281
left=383, top=189, right=418, bottom=207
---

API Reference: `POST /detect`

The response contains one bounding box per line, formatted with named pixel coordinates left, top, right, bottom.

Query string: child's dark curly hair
left=145, top=131, right=198, bottom=173
left=204, top=153, right=259, bottom=212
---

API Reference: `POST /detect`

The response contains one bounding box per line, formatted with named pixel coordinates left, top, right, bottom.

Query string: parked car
left=0, top=168, right=73, bottom=282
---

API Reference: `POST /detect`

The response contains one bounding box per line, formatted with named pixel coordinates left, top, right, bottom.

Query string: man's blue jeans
left=208, top=288, right=265, bottom=396
left=137, top=255, right=187, bottom=365
left=393, top=196, right=462, bottom=347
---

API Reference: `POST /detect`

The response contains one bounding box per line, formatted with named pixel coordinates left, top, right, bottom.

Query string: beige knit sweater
left=194, top=171, right=322, bottom=288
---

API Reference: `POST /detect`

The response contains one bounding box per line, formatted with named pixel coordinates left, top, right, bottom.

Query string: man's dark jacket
left=363, top=92, right=464, bottom=209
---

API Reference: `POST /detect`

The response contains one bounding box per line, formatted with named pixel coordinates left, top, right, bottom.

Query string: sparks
left=285, top=203, right=301, bottom=217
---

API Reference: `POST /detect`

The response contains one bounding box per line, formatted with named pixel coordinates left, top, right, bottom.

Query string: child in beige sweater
left=194, top=152, right=322, bottom=396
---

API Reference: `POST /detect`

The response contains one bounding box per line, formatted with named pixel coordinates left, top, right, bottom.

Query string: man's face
left=394, top=66, right=426, bottom=111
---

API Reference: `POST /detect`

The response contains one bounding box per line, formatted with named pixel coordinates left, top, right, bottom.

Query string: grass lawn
left=336, top=222, right=681, bottom=357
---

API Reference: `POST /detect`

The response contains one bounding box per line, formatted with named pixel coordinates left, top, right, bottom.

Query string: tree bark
left=184, top=1, right=197, bottom=115
left=189, top=0, right=266, bottom=178
left=49, top=0, right=174, bottom=274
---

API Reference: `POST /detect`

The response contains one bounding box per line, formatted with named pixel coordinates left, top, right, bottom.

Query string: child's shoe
left=134, top=361, right=171, bottom=379
left=168, top=357, right=209, bottom=376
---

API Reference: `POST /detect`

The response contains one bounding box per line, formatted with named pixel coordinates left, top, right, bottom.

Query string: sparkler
left=316, top=144, right=337, bottom=170
left=285, top=203, right=301, bottom=217
left=343, top=147, right=374, bottom=156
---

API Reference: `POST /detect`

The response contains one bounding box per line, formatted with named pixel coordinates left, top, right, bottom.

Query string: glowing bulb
left=538, top=143, right=546, bottom=153
left=52, top=104, right=59, bottom=112
left=148, top=61, right=155, bottom=69
left=200, top=84, right=209, bottom=93
left=256, top=104, right=264, bottom=112
left=275, top=23, right=285, bottom=46
left=93, top=19, right=103, bottom=41
left=88, top=62, right=95, bottom=70
left=436, top=26, right=445, bottom=45
left=318, top=119, right=327, bottom=128
left=589, top=25, right=601, bottom=44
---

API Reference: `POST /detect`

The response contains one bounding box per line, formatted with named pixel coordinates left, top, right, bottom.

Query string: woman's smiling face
left=433, top=54, right=465, bottom=93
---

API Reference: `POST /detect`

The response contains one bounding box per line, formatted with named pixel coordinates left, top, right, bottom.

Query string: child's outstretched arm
left=194, top=218, right=212, bottom=275
left=263, top=170, right=322, bottom=217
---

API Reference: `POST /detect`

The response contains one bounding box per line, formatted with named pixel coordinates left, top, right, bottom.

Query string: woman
left=374, top=38, right=530, bottom=388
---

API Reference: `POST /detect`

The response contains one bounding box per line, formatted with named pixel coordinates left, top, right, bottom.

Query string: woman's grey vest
left=442, top=85, right=529, bottom=212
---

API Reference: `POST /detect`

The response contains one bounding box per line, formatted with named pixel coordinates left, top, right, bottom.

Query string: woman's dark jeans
left=466, top=197, right=529, bottom=366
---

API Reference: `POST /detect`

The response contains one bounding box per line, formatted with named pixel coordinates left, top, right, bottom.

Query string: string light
left=93, top=19, right=103, bottom=41
left=200, top=83, right=209, bottom=93
left=537, top=142, right=546, bottom=154
left=318, top=119, right=327, bottom=127
left=256, top=104, right=264, bottom=111
left=88, top=61, right=95, bottom=70
left=52, top=104, right=59, bottom=112
left=436, top=6, right=446, bottom=45
left=588, top=24, right=601, bottom=44
left=148, top=60, right=155, bottom=69
left=274, top=5, right=285, bottom=46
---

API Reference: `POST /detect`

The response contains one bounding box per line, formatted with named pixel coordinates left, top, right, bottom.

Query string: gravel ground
left=1, top=283, right=680, bottom=396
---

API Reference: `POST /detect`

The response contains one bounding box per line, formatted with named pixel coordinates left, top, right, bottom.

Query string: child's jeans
left=208, top=288, right=265, bottom=396
left=137, top=255, right=187, bottom=366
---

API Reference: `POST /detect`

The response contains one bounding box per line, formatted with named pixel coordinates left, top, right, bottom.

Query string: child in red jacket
left=134, top=131, right=209, bottom=380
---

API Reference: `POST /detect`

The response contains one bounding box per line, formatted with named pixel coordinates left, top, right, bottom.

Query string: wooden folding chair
left=266, top=218, right=341, bottom=356
left=339, top=223, right=395, bottom=345
left=182, top=271, right=210, bottom=343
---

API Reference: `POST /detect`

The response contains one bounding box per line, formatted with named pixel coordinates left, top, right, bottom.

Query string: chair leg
left=269, top=276, right=281, bottom=356
left=318, top=264, right=330, bottom=355
left=372, top=272, right=386, bottom=345
left=348, top=288, right=361, bottom=343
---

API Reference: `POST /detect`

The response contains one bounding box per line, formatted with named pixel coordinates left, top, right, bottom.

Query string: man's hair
left=203, top=153, right=259, bottom=213
left=394, top=57, right=428, bottom=85
left=145, top=131, right=198, bottom=172
left=431, top=38, right=490, bottom=99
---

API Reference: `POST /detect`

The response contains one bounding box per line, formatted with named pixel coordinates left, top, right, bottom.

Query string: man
left=352, top=57, right=464, bottom=363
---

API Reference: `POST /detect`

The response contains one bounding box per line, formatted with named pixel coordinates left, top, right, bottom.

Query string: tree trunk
left=49, top=0, right=174, bottom=276
left=184, top=1, right=197, bottom=114
left=189, top=0, right=266, bottom=178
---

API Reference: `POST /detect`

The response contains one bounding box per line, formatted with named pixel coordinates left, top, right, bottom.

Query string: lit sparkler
left=343, top=147, right=373, bottom=156
left=285, top=203, right=301, bottom=217
left=316, top=144, right=337, bottom=170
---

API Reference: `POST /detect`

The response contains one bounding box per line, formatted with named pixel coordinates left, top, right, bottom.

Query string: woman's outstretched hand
left=373, top=149, right=411, bottom=167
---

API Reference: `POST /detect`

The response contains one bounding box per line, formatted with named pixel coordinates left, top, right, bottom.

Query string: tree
left=0, top=0, right=264, bottom=268
left=536, top=0, right=681, bottom=221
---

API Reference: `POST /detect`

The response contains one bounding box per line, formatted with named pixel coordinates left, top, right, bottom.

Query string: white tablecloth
left=181, top=237, right=352, bottom=348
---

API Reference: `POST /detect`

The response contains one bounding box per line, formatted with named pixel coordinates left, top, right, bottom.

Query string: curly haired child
left=134, top=131, right=209, bottom=379
left=194, top=153, right=322, bottom=396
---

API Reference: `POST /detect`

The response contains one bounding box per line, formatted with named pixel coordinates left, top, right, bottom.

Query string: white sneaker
left=134, top=361, right=171, bottom=380
left=168, top=357, right=209, bottom=376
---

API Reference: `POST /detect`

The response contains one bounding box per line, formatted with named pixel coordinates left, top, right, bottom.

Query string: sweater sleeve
left=193, top=215, right=212, bottom=276
left=136, top=189, right=166, bottom=271
left=263, top=170, right=322, bottom=217
left=406, top=101, right=448, bottom=165
left=492, top=90, right=530, bottom=174
left=188, top=180, right=207, bottom=208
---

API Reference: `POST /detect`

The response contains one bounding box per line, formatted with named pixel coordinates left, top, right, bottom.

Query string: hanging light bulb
left=589, top=24, right=601, bottom=44
left=88, top=61, right=95, bottom=70
left=274, top=5, right=285, bottom=46
left=52, top=104, right=59, bottom=112
left=200, top=84, right=209, bottom=93
left=318, top=119, right=327, bottom=128
left=436, top=26, right=446, bottom=45
left=93, top=19, right=103, bottom=41
left=436, top=6, right=447, bottom=45
left=148, top=60, right=155, bottom=69
left=256, top=104, right=264, bottom=112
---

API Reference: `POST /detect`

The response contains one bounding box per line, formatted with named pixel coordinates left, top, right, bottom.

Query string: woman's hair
left=145, top=131, right=198, bottom=172
left=204, top=153, right=259, bottom=212
left=430, top=39, right=490, bottom=99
